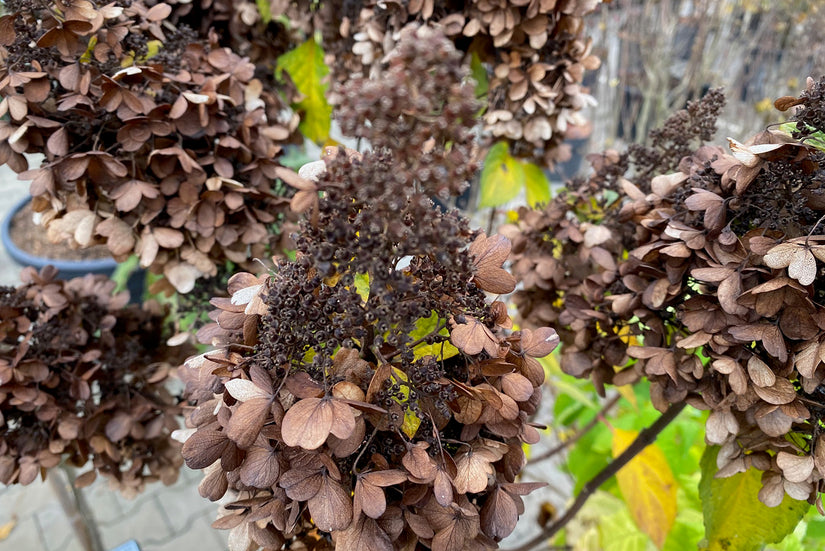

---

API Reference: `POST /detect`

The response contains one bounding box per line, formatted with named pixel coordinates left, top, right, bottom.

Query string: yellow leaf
left=353, top=273, right=369, bottom=303
left=144, top=40, right=163, bottom=61
left=79, top=36, right=97, bottom=64
left=478, top=142, right=525, bottom=208
left=390, top=367, right=421, bottom=438
left=410, top=310, right=459, bottom=361
left=0, top=515, right=17, bottom=540
left=276, top=39, right=332, bottom=143
left=612, top=428, right=677, bottom=548
left=616, top=385, right=638, bottom=410
left=523, top=161, right=551, bottom=207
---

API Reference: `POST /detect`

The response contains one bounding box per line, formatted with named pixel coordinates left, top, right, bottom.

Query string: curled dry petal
left=776, top=452, right=814, bottom=483
left=280, top=397, right=334, bottom=450
left=450, top=317, right=499, bottom=356
left=469, top=233, right=517, bottom=294
left=519, top=327, right=560, bottom=357
left=309, top=475, right=352, bottom=532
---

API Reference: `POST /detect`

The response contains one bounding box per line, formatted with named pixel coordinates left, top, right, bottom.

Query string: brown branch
left=506, top=401, right=687, bottom=551
left=526, top=394, right=621, bottom=466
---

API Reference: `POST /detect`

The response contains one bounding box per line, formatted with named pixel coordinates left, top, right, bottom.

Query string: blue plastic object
left=1, top=196, right=144, bottom=299
left=111, top=540, right=141, bottom=551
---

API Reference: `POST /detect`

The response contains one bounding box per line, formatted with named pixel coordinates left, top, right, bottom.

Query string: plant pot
left=1, top=196, right=145, bottom=300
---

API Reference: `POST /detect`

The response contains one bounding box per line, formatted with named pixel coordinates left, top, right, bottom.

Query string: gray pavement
left=0, top=163, right=227, bottom=551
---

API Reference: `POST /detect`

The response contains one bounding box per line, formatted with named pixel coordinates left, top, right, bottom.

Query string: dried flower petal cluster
left=0, top=266, right=187, bottom=496
left=321, top=0, right=602, bottom=166
left=0, top=0, right=301, bottom=293
left=508, top=85, right=825, bottom=509
left=179, top=28, right=557, bottom=550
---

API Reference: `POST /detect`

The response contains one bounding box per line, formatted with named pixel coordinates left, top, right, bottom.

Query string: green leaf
left=564, top=491, right=656, bottom=551
left=599, top=504, right=658, bottom=551
left=409, top=310, right=459, bottom=361
left=470, top=52, right=488, bottom=99
left=699, top=445, right=809, bottom=551
left=111, top=255, right=140, bottom=295
left=523, top=162, right=551, bottom=207
left=256, top=0, right=272, bottom=24
left=478, top=141, right=525, bottom=208
left=353, top=273, right=370, bottom=303
left=778, top=122, right=825, bottom=151
left=662, top=483, right=705, bottom=551
left=390, top=368, right=421, bottom=439
left=613, top=428, right=678, bottom=548
left=276, top=39, right=331, bottom=143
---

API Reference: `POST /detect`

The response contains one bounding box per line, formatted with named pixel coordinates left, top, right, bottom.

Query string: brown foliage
left=0, top=0, right=302, bottom=292
left=508, top=85, right=825, bottom=510
left=179, top=30, right=557, bottom=550
left=0, top=266, right=189, bottom=495
left=319, top=0, right=603, bottom=166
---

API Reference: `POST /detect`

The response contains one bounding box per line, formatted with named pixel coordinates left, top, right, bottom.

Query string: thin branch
left=486, top=207, right=497, bottom=236
left=505, top=401, right=687, bottom=551
left=526, top=394, right=621, bottom=466
left=384, top=321, right=446, bottom=360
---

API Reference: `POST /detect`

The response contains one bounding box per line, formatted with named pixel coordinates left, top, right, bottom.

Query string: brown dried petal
left=746, top=356, right=776, bottom=388
left=182, top=428, right=228, bottom=469
left=480, top=487, right=518, bottom=540
left=451, top=317, right=499, bottom=356
left=239, top=444, right=280, bottom=488
left=752, top=378, right=797, bottom=405
left=402, top=443, right=437, bottom=482
left=776, top=452, right=814, bottom=483
left=226, top=397, right=272, bottom=449
left=308, top=475, right=352, bottom=532
left=281, top=397, right=334, bottom=450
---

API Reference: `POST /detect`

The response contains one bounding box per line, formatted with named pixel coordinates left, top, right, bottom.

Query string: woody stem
left=505, top=401, right=687, bottom=551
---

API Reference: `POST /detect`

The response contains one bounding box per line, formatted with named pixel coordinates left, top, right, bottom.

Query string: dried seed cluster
left=179, top=29, right=558, bottom=551
left=508, top=85, right=825, bottom=510
left=0, top=266, right=188, bottom=496
left=321, top=0, right=603, bottom=166
left=0, top=0, right=302, bottom=293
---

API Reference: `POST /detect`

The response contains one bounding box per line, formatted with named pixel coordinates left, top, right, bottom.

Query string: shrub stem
left=506, top=401, right=687, bottom=551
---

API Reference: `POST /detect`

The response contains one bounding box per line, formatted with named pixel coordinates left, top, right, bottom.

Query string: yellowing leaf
left=79, top=36, right=97, bottom=64
left=0, top=515, right=16, bottom=540
left=353, top=272, right=370, bottom=303
left=699, top=445, right=808, bottom=551
left=410, top=310, right=459, bottom=361
left=276, top=39, right=332, bottom=143
left=390, top=368, right=421, bottom=438
left=612, top=428, right=677, bottom=548
left=256, top=0, right=272, bottom=24
left=144, top=40, right=162, bottom=61
left=479, top=142, right=525, bottom=208
left=523, top=161, right=551, bottom=207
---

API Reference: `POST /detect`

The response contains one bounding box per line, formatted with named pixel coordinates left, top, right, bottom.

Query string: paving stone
left=97, top=494, right=172, bottom=551
left=0, top=515, right=47, bottom=551
left=81, top=478, right=126, bottom=525
left=139, top=513, right=226, bottom=551
left=0, top=478, right=65, bottom=522
left=36, top=504, right=77, bottom=551
left=153, top=477, right=218, bottom=534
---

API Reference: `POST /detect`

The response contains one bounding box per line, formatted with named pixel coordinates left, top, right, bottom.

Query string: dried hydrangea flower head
left=0, top=0, right=302, bottom=293
left=179, top=27, right=558, bottom=550
left=0, top=266, right=188, bottom=496
left=509, top=84, right=825, bottom=511
left=320, top=0, right=603, bottom=167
